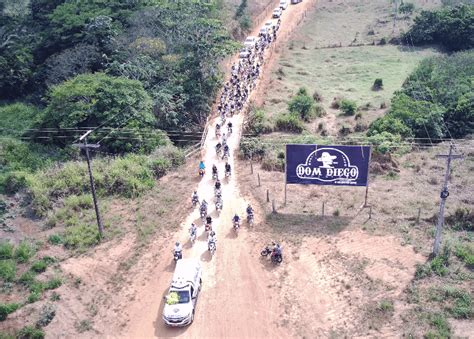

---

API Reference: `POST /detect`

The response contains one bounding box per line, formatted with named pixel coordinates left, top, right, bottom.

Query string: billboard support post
left=363, top=147, right=373, bottom=207
left=284, top=145, right=288, bottom=205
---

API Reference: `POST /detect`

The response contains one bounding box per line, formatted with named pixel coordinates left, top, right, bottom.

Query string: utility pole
left=432, top=144, right=463, bottom=256
left=73, top=131, right=104, bottom=238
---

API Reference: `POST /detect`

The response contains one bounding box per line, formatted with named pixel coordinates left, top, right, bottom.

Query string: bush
left=0, top=260, right=16, bottom=282
left=48, top=234, right=63, bottom=246
left=36, top=304, right=56, bottom=327
left=64, top=195, right=93, bottom=212
left=0, top=242, right=13, bottom=260
left=426, top=313, right=451, bottom=338
left=454, top=243, right=474, bottom=268
left=14, top=242, right=35, bottom=263
left=18, top=271, right=35, bottom=286
left=314, top=104, right=326, bottom=117
left=0, top=303, right=21, bottom=321
left=31, top=260, right=47, bottom=273
left=27, top=292, right=41, bottom=304
left=17, top=326, right=45, bottom=339
left=340, top=99, right=357, bottom=116
left=149, top=158, right=172, bottom=178
left=275, top=113, right=304, bottom=133
left=312, top=90, right=322, bottom=102
left=446, top=207, right=473, bottom=231
left=378, top=300, right=394, bottom=312
left=45, top=277, right=62, bottom=290
left=239, top=138, right=267, bottom=160
left=247, top=109, right=273, bottom=135
left=63, top=224, right=100, bottom=250
left=288, top=87, right=316, bottom=121
left=261, top=153, right=285, bottom=172
left=372, top=78, right=383, bottom=91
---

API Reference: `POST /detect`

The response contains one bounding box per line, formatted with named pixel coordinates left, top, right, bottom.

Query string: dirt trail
left=122, top=2, right=317, bottom=338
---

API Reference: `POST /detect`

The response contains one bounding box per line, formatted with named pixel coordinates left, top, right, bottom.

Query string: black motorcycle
left=174, top=250, right=182, bottom=262
left=260, top=246, right=283, bottom=264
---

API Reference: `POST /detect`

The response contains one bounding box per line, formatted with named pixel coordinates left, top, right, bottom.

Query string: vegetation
left=288, top=88, right=316, bottom=122
left=368, top=51, right=474, bottom=140
left=340, top=99, right=357, bottom=116
left=404, top=4, right=474, bottom=51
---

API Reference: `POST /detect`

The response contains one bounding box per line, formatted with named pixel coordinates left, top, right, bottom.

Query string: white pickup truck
left=162, top=259, right=202, bottom=327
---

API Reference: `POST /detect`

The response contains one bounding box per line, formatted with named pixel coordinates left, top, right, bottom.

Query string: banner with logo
left=286, top=144, right=371, bottom=186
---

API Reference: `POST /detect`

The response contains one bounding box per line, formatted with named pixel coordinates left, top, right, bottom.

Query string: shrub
left=288, top=87, right=315, bottom=121
left=338, top=125, right=351, bottom=136
left=0, top=260, right=16, bottom=282
left=64, top=195, right=93, bottom=212
left=45, top=277, right=62, bottom=290
left=247, top=109, right=273, bottom=135
left=0, top=242, right=13, bottom=260
left=426, top=313, right=451, bottom=338
left=0, top=303, right=21, bottom=321
left=378, top=300, right=394, bottom=312
left=446, top=207, right=473, bottom=231
left=14, top=242, right=35, bottom=263
left=36, top=304, right=56, bottom=327
left=239, top=138, right=267, bottom=159
left=399, top=2, right=414, bottom=15
left=31, top=260, right=47, bottom=273
left=261, top=154, right=285, bottom=172
left=454, top=244, right=474, bottom=268
left=340, top=99, right=357, bottom=116
left=312, top=90, right=322, bottom=102
left=150, top=145, right=184, bottom=168
left=18, top=271, right=35, bottom=286
left=63, top=224, right=100, bottom=250
left=48, top=234, right=63, bottom=245
left=275, top=113, right=304, bottom=133
left=314, top=104, right=326, bottom=117
left=17, top=326, right=45, bottom=339
left=27, top=292, right=41, bottom=304
left=372, top=78, right=383, bottom=91
left=333, top=209, right=340, bottom=217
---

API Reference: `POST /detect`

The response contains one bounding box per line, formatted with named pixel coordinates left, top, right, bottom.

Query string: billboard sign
left=286, top=144, right=371, bottom=186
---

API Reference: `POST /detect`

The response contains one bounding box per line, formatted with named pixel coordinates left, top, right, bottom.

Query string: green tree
left=404, top=4, right=474, bottom=51
left=41, top=73, right=162, bottom=153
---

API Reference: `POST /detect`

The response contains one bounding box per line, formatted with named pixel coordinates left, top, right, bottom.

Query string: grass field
left=266, top=44, right=439, bottom=114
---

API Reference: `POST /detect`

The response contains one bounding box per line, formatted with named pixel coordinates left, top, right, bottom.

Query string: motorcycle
left=225, top=170, right=231, bottom=178
left=205, top=223, right=212, bottom=233
left=215, top=201, right=223, bottom=214
left=247, top=213, right=254, bottom=226
left=222, top=153, right=229, bottom=161
left=233, top=220, right=240, bottom=232
left=199, top=169, right=205, bottom=177
left=228, top=126, right=232, bottom=134
left=189, top=229, right=196, bottom=244
left=208, top=241, right=216, bottom=256
left=212, top=171, right=218, bottom=180
left=174, top=250, right=182, bottom=262
left=215, top=129, right=221, bottom=138
left=192, top=196, right=199, bottom=208
left=260, top=246, right=283, bottom=264
left=216, top=146, right=222, bottom=157
left=200, top=209, right=207, bottom=222
left=214, top=187, right=222, bottom=197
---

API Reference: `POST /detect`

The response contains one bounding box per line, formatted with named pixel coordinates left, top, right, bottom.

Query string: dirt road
left=122, top=1, right=317, bottom=338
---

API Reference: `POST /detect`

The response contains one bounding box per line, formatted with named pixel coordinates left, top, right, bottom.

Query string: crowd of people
left=173, top=18, right=283, bottom=262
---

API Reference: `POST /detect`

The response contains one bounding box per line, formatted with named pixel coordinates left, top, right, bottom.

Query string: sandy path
left=122, top=2, right=317, bottom=338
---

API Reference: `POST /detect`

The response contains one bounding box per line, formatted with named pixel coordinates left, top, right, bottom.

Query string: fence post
left=272, top=200, right=276, bottom=213
left=322, top=202, right=325, bottom=216
left=250, top=161, right=253, bottom=174
left=267, top=189, right=270, bottom=202
left=257, top=173, right=261, bottom=187
left=369, top=206, right=372, bottom=220
left=416, top=208, right=421, bottom=224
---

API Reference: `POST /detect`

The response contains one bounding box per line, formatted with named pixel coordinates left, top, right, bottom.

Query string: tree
left=41, top=73, right=163, bottom=153
left=404, top=4, right=474, bottom=51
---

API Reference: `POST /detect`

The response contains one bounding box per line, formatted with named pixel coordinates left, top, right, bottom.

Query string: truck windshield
left=166, top=290, right=190, bottom=305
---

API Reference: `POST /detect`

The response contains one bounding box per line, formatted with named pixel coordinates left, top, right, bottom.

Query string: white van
left=162, top=259, right=202, bottom=327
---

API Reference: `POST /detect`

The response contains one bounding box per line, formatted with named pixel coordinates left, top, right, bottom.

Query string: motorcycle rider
left=192, top=191, right=199, bottom=205
left=215, top=142, right=222, bottom=155
left=208, top=231, right=217, bottom=251
left=223, top=144, right=230, bottom=159
left=212, top=164, right=218, bottom=178
left=189, top=223, right=197, bottom=238
left=199, top=160, right=205, bottom=174
left=200, top=199, right=208, bottom=214
left=246, top=204, right=254, bottom=216
left=227, top=121, right=233, bottom=134
left=222, top=132, right=227, bottom=143
left=206, top=215, right=212, bottom=226
left=225, top=162, right=231, bottom=176
left=174, top=241, right=182, bottom=259
left=215, top=179, right=221, bottom=191
left=272, top=242, right=282, bottom=259
left=233, top=213, right=240, bottom=226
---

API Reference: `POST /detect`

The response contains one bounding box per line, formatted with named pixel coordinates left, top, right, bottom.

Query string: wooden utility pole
left=432, top=145, right=463, bottom=256
left=74, top=131, right=104, bottom=238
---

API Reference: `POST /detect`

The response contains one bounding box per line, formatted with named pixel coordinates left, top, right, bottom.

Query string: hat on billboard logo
left=296, top=147, right=359, bottom=184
